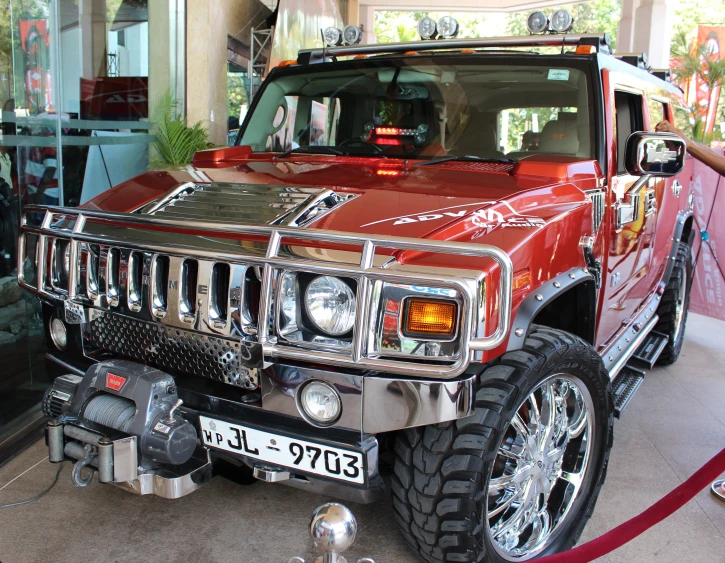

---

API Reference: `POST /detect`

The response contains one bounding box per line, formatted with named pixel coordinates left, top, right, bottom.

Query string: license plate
left=199, top=416, right=365, bottom=484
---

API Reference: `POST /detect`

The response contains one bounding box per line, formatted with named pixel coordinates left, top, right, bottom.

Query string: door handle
left=672, top=179, right=682, bottom=197
left=615, top=175, right=650, bottom=229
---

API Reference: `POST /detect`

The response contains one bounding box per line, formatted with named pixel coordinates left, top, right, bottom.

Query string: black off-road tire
left=391, top=326, right=613, bottom=563
left=655, top=241, right=693, bottom=365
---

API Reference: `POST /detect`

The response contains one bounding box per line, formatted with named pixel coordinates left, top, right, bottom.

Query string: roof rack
left=616, top=52, right=649, bottom=71
left=297, top=33, right=611, bottom=64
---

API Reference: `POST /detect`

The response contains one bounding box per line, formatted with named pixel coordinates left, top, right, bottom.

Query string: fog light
left=323, top=27, right=343, bottom=47
left=437, top=16, right=459, bottom=39
left=417, top=17, right=438, bottom=40
left=49, top=316, right=68, bottom=350
left=343, top=25, right=362, bottom=45
left=299, top=381, right=341, bottom=425
left=550, top=9, right=574, bottom=33
left=527, top=11, right=549, bottom=34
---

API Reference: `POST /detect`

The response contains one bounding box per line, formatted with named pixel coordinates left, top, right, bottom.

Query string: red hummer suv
left=23, top=28, right=693, bottom=563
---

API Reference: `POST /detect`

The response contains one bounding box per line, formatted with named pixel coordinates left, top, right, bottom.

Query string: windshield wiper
left=413, top=155, right=515, bottom=167
left=274, top=146, right=348, bottom=160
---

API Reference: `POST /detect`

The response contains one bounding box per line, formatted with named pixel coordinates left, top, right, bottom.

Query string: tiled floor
left=1, top=313, right=725, bottom=563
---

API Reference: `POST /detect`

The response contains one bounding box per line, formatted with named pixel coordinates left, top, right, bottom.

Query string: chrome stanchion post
left=712, top=480, right=725, bottom=501
left=288, top=503, right=376, bottom=563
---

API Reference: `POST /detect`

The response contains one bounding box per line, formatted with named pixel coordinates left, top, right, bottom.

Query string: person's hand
left=655, top=120, right=686, bottom=139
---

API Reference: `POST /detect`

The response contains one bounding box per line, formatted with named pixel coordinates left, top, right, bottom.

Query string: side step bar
left=611, top=366, right=646, bottom=418
left=629, top=331, right=669, bottom=369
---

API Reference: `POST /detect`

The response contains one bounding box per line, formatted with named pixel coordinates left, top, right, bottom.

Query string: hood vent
left=137, top=182, right=357, bottom=227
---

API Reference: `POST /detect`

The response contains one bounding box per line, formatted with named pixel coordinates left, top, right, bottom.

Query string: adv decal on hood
left=362, top=200, right=546, bottom=234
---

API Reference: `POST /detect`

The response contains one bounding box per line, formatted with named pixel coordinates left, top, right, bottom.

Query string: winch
left=42, top=360, right=212, bottom=498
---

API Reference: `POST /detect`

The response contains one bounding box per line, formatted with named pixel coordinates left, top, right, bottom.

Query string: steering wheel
left=338, top=138, right=384, bottom=153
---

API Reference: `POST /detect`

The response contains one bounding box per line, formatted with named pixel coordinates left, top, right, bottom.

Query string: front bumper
left=46, top=352, right=476, bottom=435
left=45, top=354, right=475, bottom=503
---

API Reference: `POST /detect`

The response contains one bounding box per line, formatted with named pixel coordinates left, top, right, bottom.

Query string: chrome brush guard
left=18, top=205, right=512, bottom=380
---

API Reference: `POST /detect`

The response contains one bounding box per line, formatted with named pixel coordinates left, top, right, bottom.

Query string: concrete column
left=148, top=1, right=171, bottom=113
left=360, top=5, right=376, bottom=44
left=346, top=0, right=360, bottom=26
left=616, top=0, right=640, bottom=53
left=186, top=0, right=271, bottom=145
left=632, top=0, right=673, bottom=69
left=78, top=0, right=107, bottom=79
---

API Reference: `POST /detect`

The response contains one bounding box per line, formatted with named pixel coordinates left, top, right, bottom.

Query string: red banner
left=18, top=19, right=53, bottom=113
left=689, top=158, right=725, bottom=320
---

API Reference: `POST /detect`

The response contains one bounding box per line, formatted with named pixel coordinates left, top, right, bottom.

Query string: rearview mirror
left=624, top=132, right=686, bottom=177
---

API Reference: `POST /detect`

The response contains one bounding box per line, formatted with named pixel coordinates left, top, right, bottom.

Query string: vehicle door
left=643, top=96, right=687, bottom=287
left=597, top=88, right=657, bottom=342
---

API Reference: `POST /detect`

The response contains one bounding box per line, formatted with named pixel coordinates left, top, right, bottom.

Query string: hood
left=83, top=155, right=600, bottom=243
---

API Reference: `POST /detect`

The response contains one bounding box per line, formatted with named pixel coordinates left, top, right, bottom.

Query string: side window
left=614, top=91, right=645, bottom=175
left=674, top=106, right=694, bottom=139
left=648, top=98, right=667, bottom=130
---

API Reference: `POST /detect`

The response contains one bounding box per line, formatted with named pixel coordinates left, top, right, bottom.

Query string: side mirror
left=624, top=132, right=686, bottom=177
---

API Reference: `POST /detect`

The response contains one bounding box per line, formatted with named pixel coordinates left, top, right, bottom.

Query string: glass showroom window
left=0, top=0, right=185, bottom=458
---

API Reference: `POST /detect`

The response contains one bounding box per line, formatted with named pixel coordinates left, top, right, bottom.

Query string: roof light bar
left=297, top=33, right=611, bottom=64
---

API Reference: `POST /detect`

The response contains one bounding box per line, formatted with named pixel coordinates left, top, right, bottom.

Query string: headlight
left=304, top=276, right=356, bottom=336
left=298, top=380, right=341, bottom=425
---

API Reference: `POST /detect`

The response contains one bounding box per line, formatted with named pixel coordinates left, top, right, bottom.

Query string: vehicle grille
left=85, top=311, right=260, bottom=389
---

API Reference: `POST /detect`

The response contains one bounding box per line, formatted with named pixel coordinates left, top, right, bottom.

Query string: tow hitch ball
left=289, top=503, right=375, bottom=563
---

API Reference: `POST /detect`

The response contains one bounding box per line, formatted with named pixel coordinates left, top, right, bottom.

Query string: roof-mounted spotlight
left=323, top=27, right=343, bottom=47
left=417, top=17, right=438, bottom=40
left=550, top=9, right=574, bottom=33
left=437, top=16, right=460, bottom=39
left=526, top=11, right=549, bottom=34
left=343, top=25, right=363, bottom=45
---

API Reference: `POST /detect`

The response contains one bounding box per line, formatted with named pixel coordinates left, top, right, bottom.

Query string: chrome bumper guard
left=19, top=206, right=512, bottom=379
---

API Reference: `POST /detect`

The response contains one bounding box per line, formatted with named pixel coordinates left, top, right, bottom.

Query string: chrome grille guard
left=18, top=205, right=513, bottom=379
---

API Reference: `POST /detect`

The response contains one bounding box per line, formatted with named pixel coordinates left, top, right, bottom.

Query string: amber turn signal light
left=404, top=299, right=457, bottom=337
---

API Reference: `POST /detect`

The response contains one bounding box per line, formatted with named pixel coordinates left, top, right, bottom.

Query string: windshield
left=240, top=58, right=594, bottom=161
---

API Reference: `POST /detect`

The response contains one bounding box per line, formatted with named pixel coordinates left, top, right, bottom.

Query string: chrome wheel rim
left=673, top=273, right=688, bottom=344
left=486, top=374, right=595, bottom=561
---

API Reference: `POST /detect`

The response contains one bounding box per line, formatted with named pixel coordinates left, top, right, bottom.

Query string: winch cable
left=0, top=462, right=64, bottom=509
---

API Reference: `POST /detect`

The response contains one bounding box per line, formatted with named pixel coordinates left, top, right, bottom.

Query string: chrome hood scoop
left=137, top=182, right=357, bottom=227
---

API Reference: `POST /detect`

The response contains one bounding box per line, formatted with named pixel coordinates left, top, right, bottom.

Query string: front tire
left=391, top=327, right=613, bottom=562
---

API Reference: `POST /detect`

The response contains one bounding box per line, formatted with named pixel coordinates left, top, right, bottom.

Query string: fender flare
left=662, top=209, right=694, bottom=286
left=506, top=267, right=596, bottom=351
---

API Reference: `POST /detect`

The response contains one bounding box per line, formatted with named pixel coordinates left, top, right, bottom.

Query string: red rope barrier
left=538, top=447, right=725, bottom=562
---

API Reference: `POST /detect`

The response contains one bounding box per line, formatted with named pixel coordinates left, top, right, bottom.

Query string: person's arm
left=656, top=120, right=725, bottom=176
